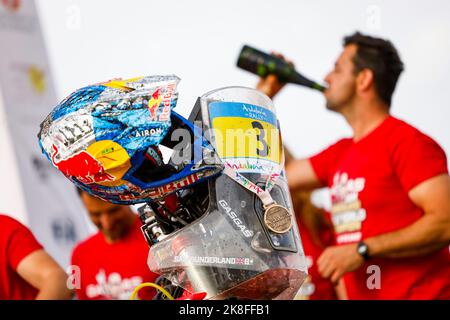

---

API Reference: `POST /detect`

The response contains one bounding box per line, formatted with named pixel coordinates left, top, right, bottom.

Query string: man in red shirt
left=71, top=190, right=159, bottom=300
left=259, top=32, right=450, bottom=299
left=0, top=214, right=73, bottom=300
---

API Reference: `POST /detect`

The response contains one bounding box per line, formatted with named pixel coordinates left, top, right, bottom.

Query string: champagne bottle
left=237, top=45, right=326, bottom=92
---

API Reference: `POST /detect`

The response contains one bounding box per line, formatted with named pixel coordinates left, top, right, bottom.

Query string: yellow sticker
left=102, top=76, right=144, bottom=91
left=28, top=65, right=46, bottom=94
left=86, top=140, right=131, bottom=187
left=211, top=116, right=281, bottom=164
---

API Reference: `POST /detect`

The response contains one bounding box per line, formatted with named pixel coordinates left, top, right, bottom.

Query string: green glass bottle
left=237, top=45, right=325, bottom=92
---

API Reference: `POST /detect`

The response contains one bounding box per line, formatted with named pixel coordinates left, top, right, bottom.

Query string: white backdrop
left=35, top=0, right=450, bottom=161
left=0, top=0, right=90, bottom=267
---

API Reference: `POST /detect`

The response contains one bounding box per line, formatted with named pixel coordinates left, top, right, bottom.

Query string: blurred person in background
left=71, top=189, right=159, bottom=300
left=257, top=31, right=450, bottom=299
left=0, top=214, right=72, bottom=300
left=284, top=149, right=343, bottom=300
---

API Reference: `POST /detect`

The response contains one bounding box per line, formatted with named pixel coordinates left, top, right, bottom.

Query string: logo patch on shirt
left=86, top=269, right=143, bottom=299
left=330, top=172, right=366, bottom=244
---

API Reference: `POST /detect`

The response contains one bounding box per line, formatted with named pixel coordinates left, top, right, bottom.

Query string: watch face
left=357, top=243, right=368, bottom=255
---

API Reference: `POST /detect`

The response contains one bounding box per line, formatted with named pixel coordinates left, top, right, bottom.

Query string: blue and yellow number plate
left=209, top=102, right=281, bottom=173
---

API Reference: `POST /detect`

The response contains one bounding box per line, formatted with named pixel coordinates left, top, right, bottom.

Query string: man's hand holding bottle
left=255, top=52, right=293, bottom=99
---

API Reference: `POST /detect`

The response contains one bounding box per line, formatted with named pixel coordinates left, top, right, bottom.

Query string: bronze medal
left=263, top=203, right=292, bottom=234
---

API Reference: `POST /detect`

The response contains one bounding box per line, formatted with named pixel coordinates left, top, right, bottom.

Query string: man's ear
left=356, top=69, right=374, bottom=92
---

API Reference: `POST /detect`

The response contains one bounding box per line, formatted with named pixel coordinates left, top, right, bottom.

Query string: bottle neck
left=290, top=72, right=325, bottom=92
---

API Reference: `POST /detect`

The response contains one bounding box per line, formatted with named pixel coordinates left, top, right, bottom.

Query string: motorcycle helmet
left=38, top=75, right=222, bottom=204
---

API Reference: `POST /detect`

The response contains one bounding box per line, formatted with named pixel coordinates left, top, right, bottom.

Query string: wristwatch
left=356, top=241, right=370, bottom=260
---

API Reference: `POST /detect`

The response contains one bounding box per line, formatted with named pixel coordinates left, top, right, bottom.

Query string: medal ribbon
left=222, top=152, right=285, bottom=207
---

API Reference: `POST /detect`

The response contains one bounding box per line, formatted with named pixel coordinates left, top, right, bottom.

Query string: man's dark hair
left=344, top=32, right=404, bottom=107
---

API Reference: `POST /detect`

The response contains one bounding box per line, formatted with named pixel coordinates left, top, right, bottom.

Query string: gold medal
left=263, top=203, right=292, bottom=234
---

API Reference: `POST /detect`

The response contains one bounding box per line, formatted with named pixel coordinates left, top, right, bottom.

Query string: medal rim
left=263, top=203, right=292, bottom=234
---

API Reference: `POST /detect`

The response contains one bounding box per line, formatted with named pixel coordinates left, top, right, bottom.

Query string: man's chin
left=325, top=102, right=338, bottom=112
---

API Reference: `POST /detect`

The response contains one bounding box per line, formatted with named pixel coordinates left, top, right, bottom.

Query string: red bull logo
left=118, top=173, right=201, bottom=202
left=51, top=144, right=114, bottom=184
left=148, top=88, right=161, bottom=121
left=159, top=83, right=176, bottom=122
left=160, top=174, right=199, bottom=193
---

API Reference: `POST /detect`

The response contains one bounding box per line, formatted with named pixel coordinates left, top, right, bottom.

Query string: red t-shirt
left=296, top=218, right=337, bottom=300
left=71, top=217, right=159, bottom=300
left=0, top=214, right=43, bottom=300
left=309, top=116, right=450, bottom=299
